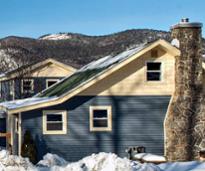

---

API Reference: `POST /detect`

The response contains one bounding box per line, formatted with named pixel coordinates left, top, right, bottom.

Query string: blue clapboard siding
left=1, top=81, right=11, bottom=101
left=21, top=95, right=170, bottom=162
left=0, top=77, right=63, bottom=101
left=0, top=118, right=6, bottom=147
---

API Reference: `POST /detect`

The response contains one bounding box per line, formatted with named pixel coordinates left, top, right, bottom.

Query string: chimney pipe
left=165, top=18, right=203, bottom=161
left=181, top=18, right=189, bottom=23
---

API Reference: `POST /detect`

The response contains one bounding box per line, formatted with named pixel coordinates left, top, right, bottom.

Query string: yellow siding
left=31, top=63, right=74, bottom=77
left=79, top=47, right=175, bottom=96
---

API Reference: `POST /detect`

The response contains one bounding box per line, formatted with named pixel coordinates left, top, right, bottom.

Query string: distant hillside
left=0, top=29, right=204, bottom=72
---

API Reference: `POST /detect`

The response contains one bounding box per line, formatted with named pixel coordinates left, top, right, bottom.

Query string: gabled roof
left=0, top=39, right=180, bottom=114
left=0, top=58, right=76, bottom=81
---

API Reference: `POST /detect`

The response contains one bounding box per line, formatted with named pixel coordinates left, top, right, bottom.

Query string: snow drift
left=0, top=149, right=36, bottom=171
left=0, top=150, right=204, bottom=171
left=0, top=151, right=161, bottom=171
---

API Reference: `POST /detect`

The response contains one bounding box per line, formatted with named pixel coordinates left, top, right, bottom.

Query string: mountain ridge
left=0, top=29, right=204, bottom=72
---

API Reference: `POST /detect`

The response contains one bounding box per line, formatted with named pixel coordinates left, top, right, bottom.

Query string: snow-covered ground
left=39, top=34, right=72, bottom=40
left=0, top=150, right=204, bottom=171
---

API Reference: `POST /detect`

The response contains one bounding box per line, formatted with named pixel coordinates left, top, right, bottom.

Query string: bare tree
left=0, top=47, right=44, bottom=101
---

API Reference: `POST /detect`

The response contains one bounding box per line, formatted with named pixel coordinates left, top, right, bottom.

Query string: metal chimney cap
left=171, top=18, right=203, bottom=29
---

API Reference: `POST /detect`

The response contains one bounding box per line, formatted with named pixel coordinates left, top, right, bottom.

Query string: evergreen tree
left=21, top=130, right=37, bottom=164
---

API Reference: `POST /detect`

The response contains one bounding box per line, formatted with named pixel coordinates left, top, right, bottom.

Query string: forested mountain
left=0, top=29, right=204, bottom=72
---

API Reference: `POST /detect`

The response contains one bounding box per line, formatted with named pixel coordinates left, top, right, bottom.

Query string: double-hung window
left=90, top=106, right=112, bottom=131
left=21, top=79, right=34, bottom=94
left=43, top=110, right=67, bottom=134
left=146, top=62, right=162, bottom=81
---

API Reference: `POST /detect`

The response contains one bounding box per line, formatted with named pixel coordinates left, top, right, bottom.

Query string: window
left=146, top=62, right=162, bottom=81
left=21, top=79, right=34, bottom=94
left=43, top=110, right=67, bottom=134
left=90, top=106, right=112, bottom=131
left=46, top=79, right=59, bottom=88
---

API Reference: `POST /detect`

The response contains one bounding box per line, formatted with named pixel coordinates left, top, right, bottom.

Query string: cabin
left=0, top=39, right=179, bottom=160
left=0, top=19, right=204, bottom=162
left=0, top=58, right=76, bottom=101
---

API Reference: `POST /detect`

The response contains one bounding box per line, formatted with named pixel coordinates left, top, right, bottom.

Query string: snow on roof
left=78, top=43, right=146, bottom=72
left=38, top=43, right=147, bottom=98
left=0, top=96, right=58, bottom=110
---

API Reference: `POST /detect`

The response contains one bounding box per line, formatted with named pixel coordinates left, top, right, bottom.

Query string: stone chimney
left=165, top=18, right=203, bottom=161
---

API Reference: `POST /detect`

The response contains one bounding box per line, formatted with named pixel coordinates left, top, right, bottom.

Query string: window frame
left=46, top=79, right=60, bottom=88
left=145, top=61, right=162, bottom=82
left=43, top=110, right=67, bottom=135
left=89, top=106, right=112, bottom=132
left=21, top=79, right=34, bottom=94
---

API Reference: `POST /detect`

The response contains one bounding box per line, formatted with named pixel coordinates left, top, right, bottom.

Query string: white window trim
left=145, top=61, right=163, bottom=82
left=43, top=110, right=67, bottom=135
left=46, top=79, right=60, bottom=88
left=90, top=106, right=112, bottom=132
left=15, top=117, right=19, bottom=133
left=21, top=79, right=34, bottom=94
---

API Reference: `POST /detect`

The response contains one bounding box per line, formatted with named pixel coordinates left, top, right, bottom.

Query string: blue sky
left=0, top=0, right=204, bottom=38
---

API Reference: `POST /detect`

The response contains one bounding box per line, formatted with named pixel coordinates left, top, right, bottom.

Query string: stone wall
left=165, top=20, right=204, bottom=161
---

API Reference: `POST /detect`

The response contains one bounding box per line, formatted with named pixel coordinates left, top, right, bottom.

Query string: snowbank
left=38, top=152, right=133, bottom=171
left=0, top=150, right=205, bottom=171
left=37, top=153, right=67, bottom=167
left=132, top=162, right=162, bottom=171
left=0, top=151, right=161, bottom=171
left=134, top=153, right=166, bottom=162
left=0, top=96, right=58, bottom=110
left=78, top=153, right=132, bottom=171
left=0, top=149, right=36, bottom=171
left=52, top=152, right=161, bottom=171
left=159, top=161, right=205, bottom=171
